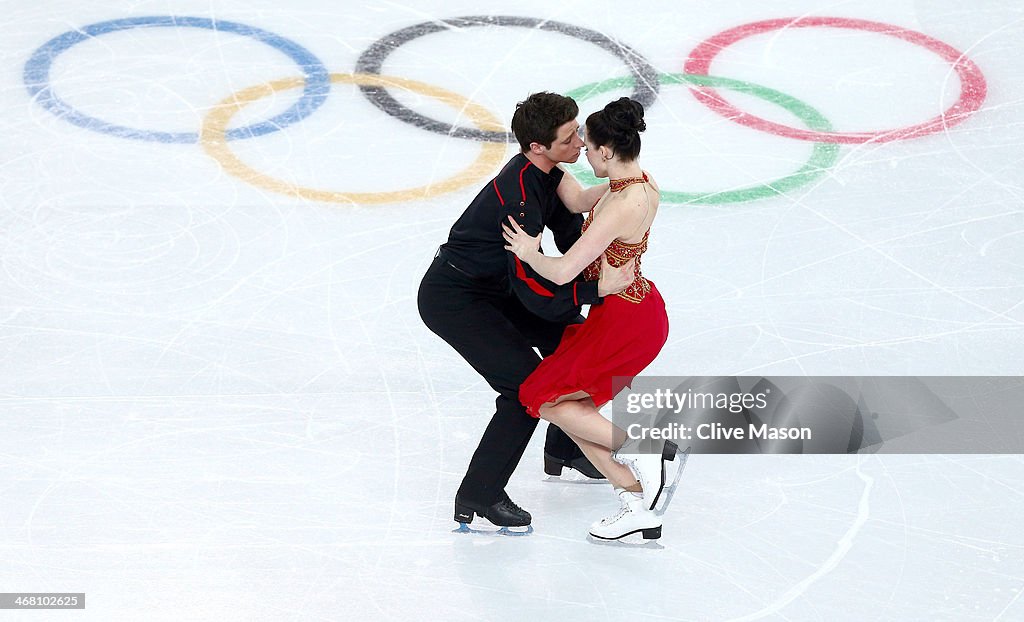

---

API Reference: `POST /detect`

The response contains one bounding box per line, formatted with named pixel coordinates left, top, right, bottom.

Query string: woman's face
left=583, top=130, right=608, bottom=178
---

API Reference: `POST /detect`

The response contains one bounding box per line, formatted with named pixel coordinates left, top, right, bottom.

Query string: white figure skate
left=613, top=439, right=680, bottom=511
left=589, top=489, right=662, bottom=541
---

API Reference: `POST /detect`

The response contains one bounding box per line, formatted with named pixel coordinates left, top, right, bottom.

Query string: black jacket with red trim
left=439, top=153, right=602, bottom=323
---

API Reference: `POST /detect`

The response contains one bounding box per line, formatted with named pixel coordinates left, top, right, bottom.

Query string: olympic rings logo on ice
left=24, top=16, right=331, bottom=144
left=684, top=17, right=987, bottom=144
left=564, top=73, right=841, bottom=206
left=23, top=14, right=988, bottom=205
left=200, top=73, right=507, bottom=205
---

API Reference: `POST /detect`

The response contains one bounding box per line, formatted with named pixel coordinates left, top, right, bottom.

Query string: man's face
left=535, top=120, right=584, bottom=164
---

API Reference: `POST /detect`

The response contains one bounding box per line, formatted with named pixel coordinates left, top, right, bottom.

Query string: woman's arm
left=556, top=167, right=609, bottom=214
left=503, top=197, right=637, bottom=285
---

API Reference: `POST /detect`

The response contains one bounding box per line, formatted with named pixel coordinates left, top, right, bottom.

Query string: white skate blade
left=654, top=446, right=690, bottom=517
left=587, top=534, right=665, bottom=549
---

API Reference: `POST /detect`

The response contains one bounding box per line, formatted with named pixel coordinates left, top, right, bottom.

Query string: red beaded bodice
left=581, top=175, right=652, bottom=303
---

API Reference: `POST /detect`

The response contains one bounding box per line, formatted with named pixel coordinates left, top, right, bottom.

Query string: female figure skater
left=503, top=97, right=671, bottom=540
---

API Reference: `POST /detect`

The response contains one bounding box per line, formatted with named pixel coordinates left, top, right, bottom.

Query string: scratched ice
left=1, top=0, right=1023, bottom=620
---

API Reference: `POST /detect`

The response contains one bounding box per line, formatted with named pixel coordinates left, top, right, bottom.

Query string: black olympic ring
left=354, top=15, right=661, bottom=143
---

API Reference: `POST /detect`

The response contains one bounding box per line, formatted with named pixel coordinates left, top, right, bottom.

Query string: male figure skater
left=418, top=92, right=635, bottom=530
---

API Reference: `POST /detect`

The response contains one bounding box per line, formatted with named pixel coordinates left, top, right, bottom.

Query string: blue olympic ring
left=23, top=16, right=330, bottom=143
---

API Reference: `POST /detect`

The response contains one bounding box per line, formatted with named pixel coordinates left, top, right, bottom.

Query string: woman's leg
left=538, top=396, right=624, bottom=448
left=564, top=431, right=639, bottom=491
left=538, top=398, right=635, bottom=489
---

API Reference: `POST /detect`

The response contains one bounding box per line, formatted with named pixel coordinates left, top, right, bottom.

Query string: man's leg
left=545, top=423, right=583, bottom=462
left=459, top=392, right=538, bottom=506
left=500, top=297, right=604, bottom=479
left=418, top=259, right=544, bottom=509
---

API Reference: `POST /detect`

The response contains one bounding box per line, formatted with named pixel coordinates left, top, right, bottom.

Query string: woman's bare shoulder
left=644, top=171, right=660, bottom=193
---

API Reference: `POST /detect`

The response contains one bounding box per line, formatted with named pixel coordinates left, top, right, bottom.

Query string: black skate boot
left=453, top=491, right=532, bottom=535
left=543, top=451, right=605, bottom=479
left=544, top=424, right=606, bottom=480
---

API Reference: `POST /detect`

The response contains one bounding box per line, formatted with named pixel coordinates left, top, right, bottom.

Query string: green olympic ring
left=565, top=73, right=840, bottom=205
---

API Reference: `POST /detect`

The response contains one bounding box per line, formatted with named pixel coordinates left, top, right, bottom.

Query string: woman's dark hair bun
left=604, top=97, right=646, bottom=133
left=585, top=97, right=646, bottom=161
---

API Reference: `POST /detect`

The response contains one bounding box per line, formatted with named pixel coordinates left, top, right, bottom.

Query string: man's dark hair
left=511, top=92, right=579, bottom=152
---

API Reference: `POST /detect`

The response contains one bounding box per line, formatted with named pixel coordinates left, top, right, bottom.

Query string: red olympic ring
left=683, top=17, right=987, bottom=143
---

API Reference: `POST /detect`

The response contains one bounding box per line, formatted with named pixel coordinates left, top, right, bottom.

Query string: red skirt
left=521, top=280, right=669, bottom=417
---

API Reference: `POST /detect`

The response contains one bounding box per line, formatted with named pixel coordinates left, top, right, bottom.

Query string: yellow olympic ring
left=200, top=73, right=506, bottom=204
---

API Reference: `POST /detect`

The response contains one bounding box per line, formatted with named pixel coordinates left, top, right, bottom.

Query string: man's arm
left=494, top=165, right=604, bottom=322
left=546, top=194, right=583, bottom=254
left=503, top=213, right=602, bottom=323
left=507, top=250, right=635, bottom=322
left=505, top=196, right=639, bottom=286
left=503, top=210, right=635, bottom=321
left=556, top=167, right=609, bottom=214
left=597, top=255, right=636, bottom=297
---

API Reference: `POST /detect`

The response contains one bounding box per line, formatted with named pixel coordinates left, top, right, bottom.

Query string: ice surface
left=2, top=0, right=1023, bottom=619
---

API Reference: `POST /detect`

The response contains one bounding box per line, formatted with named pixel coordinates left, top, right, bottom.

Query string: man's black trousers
left=417, top=253, right=582, bottom=506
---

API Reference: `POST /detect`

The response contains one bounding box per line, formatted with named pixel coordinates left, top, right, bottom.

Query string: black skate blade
left=453, top=522, right=533, bottom=537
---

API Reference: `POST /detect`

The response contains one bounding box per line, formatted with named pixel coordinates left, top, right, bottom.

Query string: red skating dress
left=520, top=176, right=669, bottom=417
